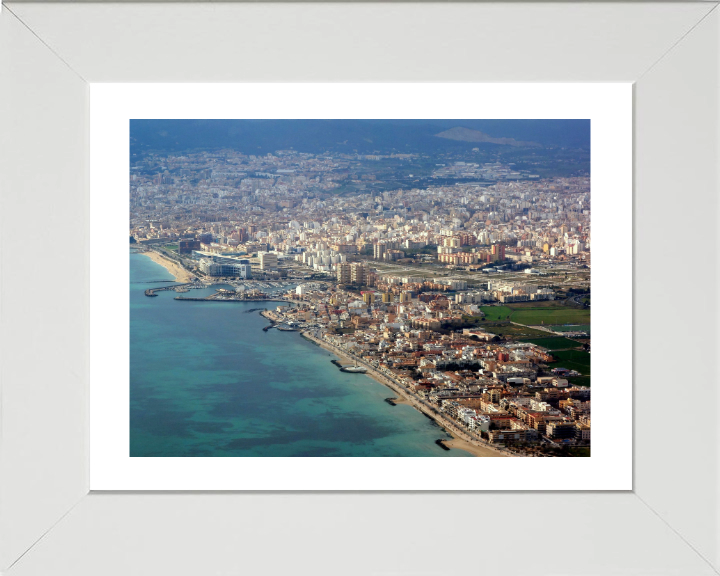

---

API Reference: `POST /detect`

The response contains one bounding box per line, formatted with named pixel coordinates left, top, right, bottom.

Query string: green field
left=481, top=305, right=590, bottom=326
left=566, top=376, right=591, bottom=387
left=480, top=306, right=514, bottom=321
left=520, top=337, right=581, bottom=351
left=510, top=307, right=590, bottom=326
left=547, top=349, right=591, bottom=375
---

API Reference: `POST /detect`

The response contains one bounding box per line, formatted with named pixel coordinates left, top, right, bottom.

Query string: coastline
left=299, top=331, right=509, bottom=458
left=443, top=438, right=506, bottom=458
left=259, top=310, right=282, bottom=323
left=139, top=250, right=195, bottom=283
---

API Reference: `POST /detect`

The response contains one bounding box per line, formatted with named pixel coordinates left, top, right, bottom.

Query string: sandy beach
left=141, top=250, right=195, bottom=283
left=444, top=438, right=507, bottom=458
left=301, top=331, right=508, bottom=458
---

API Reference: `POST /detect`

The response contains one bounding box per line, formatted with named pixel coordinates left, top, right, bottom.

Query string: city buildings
left=258, top=252, right=278, bottom=271
left=130, top=135, right=591, bottom=456
left=199, top=259, right=253, bottom=278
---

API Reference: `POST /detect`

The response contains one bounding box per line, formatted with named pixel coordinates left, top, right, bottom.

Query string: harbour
left=131, top=251, right=472, bottom=458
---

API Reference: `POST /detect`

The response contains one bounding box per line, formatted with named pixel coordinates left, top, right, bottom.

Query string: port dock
left=144, top=283, right=192, bottom=297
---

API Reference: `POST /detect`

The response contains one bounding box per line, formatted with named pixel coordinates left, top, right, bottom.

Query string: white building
left=258, top=252, right=278, bottom=271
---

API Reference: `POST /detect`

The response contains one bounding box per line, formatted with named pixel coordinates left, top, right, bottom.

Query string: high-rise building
left=336, top=262, right=351, bottom=284
left=384, top=249, right=405, bottom=262
left=382, top=292, right=393, bottom=303
left=258, top=252, right=278, bottom=271
left=179, top=240, right=201, bottom=254
left=491, top=244, right=505, bottom=262
left=199, top=260, right=252, bottom=278
left=350, top=263, right=367, bottom=285
left=362, top=292, right=375, bottom=305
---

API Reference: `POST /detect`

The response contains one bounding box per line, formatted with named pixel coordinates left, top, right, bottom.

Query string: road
left=303, top=330, right=516, bottom=457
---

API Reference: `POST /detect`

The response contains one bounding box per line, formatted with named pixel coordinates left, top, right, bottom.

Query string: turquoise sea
left=130, top=251, right=469, bottom=457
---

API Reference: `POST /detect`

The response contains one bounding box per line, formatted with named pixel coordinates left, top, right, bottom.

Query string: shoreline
left=300, top=331, right=509, bottom=458
left=259, top=310, right=281, bottom=323
left=139, top=250, right=195, bottom=283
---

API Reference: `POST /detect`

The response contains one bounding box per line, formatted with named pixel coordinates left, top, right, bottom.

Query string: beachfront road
left=303, top=330, right=514, bottom=457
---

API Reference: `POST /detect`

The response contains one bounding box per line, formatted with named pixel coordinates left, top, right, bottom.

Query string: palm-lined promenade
left=300, top=330, right=510, bottom=457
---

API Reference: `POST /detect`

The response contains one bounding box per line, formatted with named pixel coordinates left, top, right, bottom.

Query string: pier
left=144, top=283, right=192, bottom=297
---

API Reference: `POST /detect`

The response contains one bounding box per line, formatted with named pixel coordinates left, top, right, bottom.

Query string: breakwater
left=435, top=439, right=451, bottom=451
left=145, top=283, right=192, bottom=297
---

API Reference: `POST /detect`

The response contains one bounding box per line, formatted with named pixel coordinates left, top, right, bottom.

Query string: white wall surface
left=1, top=3, right=718, bottom=575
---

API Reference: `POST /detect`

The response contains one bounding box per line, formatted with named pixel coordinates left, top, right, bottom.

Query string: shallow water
left=130, top=252, right=470, bottom=457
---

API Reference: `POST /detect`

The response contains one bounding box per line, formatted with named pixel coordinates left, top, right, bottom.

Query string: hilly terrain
left=435, top=126, right=541, bottom=147
left=130, top=119, right=590, bottom=157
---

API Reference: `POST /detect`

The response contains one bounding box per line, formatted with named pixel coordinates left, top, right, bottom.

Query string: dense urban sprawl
left=131, top=145, right=591, bottom=456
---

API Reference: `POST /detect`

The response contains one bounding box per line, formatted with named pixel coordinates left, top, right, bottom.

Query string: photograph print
left=129, top=119, right=591, bottom=458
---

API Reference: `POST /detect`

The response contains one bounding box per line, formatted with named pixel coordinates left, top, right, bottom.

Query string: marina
left=131, top=251, right=470, bottom=458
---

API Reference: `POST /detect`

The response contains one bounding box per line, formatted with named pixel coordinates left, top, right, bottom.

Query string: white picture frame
left=1, top=2, right=718, bottom=575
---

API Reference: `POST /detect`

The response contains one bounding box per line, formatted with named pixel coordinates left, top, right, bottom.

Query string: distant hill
left=130, top=119, right=589, bottom=157
left=435, top=127, right=541, bottom=147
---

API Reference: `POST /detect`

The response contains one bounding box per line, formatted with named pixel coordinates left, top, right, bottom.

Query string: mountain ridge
left=130, top=120, right=589, bottom=156
left=435, top=126, right=541, bottom=147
